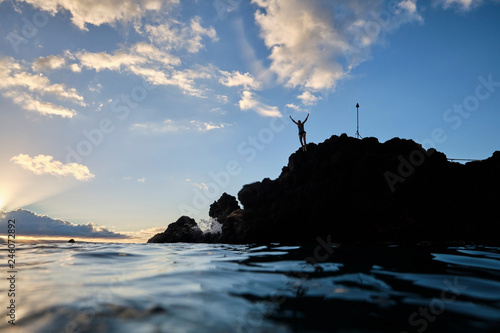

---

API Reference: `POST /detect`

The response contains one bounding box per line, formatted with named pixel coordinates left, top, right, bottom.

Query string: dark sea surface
left=1, top=242, right=500, bottom=332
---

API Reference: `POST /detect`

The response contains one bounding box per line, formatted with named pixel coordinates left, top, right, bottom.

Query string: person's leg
left=303, top=133, right=307, bottom=151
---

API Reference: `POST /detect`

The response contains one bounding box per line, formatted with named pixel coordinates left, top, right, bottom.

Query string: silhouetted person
left=290, top=113, right=309, bottom=151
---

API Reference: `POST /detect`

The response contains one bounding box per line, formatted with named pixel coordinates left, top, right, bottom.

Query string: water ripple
left=1, top=243, right=500, bottom=332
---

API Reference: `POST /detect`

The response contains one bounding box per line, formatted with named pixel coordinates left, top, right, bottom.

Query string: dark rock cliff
left=148, top=134, right=500, bottom=244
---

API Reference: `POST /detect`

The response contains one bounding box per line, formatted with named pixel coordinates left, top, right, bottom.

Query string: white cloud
left=77, top=50, right=145, bottom=72
left=252, top=0, right=422, bottom=92
left=192, top=120, right=229, bottom=131
left=297, top=91, right=322, bottom=106
left=10, top=154, right=95, bottom=181
left=0, top=57, right=85, bottom=117
left=210, top=106, right=227, bottom=115
left=218, top=70, right=262, bottom=90
left=131, top=119, right=183, bottom=133
left=32, top=55, right=66, bottom=72
left=13, top=0, right=179, bottom=30
left=88, top=83, right=103, bottom=93
left=76, top=42, right=180, bottom=72
left=2, top=90, right=76, bottom=118
left=193, top=182, right=209, bottom=190
left=185, top=178, right=209, bottom=191
left=215, top=95, right=229, bottom=104
left=6, top=5, right=218, bottom=100
left=0, top=209, right=129, bottom=238
left=286, top=103, right=307, bottom=112
left=435, top=0, right=479, bottom=10
left=131, top=118, right=230, bottom=134
left=238, top=90, right=282, bottom=117
left=70, top=63, right=82, bottom=72
left=0, top=57, right=85, bottom=104
left=399, top=0, right=420, bottom=15
left=74, top=43, right=212, bottom=97
left=217, top=70, right=277, bottom=117
left=122, top=176, right=146, bottom=183
left=165, top=67, right=212, bottom=97
left=144, top=16, right=218, bottom=53
left=435, top=0, right=500, bottom=11
left=239, top=90, right=258, bottom=110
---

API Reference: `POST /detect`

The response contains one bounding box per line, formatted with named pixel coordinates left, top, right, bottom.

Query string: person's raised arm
left=303, top=113, right=309, bottom=124
left=289, top=115, right=298, bottom=125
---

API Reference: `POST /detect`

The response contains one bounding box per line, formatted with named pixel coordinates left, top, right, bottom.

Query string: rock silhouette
left=148, top=216, right=203, bottom=243
left=148, top=134, right=500, bottom=244
left=209, top=192, right=240, bottom=224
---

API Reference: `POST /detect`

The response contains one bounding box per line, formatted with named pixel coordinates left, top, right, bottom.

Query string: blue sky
left=1, top=0, right=500, bottom=242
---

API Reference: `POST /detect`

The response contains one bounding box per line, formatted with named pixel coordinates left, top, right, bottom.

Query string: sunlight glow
left=0, top=166, right=77, bottom=212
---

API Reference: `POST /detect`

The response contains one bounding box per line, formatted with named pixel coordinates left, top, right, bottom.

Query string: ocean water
left=1, top=242, right=500, bottom=333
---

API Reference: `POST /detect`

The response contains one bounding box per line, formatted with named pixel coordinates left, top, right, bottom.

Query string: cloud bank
left=0, top=209, right=129, bottom=238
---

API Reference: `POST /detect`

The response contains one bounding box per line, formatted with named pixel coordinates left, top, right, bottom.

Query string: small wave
left=197, top=217, right=222, bottom=234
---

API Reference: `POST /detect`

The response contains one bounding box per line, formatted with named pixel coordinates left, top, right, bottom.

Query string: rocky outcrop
left=148, top=134, right=500, bottom=244
left=147, top=216, right=203, bottom=243
left=209, top=192, right=240, bottom=224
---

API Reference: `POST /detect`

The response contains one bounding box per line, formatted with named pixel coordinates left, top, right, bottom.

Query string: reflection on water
left=1, top=242, right=500, bottom=332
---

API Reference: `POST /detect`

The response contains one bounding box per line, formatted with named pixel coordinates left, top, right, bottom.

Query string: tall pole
left=356, top=103, right=359, bottom=136
left=355, top=103, right=362, bottom=139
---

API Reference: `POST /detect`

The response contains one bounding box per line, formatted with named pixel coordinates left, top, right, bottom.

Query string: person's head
left=298, top=120, right=302, bottom=124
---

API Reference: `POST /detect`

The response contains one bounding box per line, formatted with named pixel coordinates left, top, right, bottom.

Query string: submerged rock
left=148, top=134, right=500, bottom=244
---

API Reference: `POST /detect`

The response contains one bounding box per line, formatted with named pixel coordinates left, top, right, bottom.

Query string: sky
left=1, top=0, right=500, bottom=242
